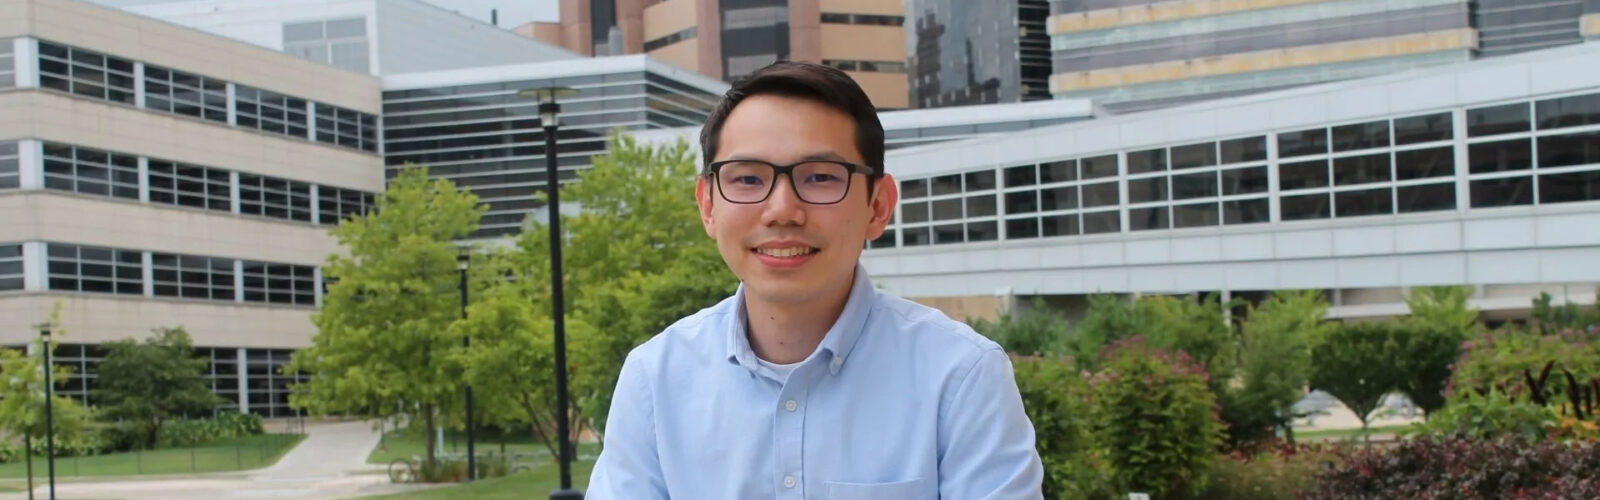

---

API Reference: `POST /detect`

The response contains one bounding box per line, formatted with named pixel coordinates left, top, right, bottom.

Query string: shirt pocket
left=824, top=478, right=929, bottom=500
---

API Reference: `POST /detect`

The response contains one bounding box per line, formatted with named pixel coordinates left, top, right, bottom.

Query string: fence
left=1, top=431, right=305, bottom=479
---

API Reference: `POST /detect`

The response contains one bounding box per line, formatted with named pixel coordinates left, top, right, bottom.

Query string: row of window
left=819, top=13, right=904, bottom=26
left=43, top=243, right=318, bottom=306
left=0, top=141, right=18, bottom=189
left=18, top=142, right=376, bottom=225
left=45, top=344, right=305, bottom=417
left=0, top=244, right=21, bottom=291
left=35, top=41, right=379, bottom=152
left=644, top=27, right=697, bottom=52
left=0, top=38, right=15, bottom=88
left=822, top=59, right=908, bottom=74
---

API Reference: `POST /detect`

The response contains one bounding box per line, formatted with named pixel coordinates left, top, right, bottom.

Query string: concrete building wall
left=0, top=295, right=315, bottom=349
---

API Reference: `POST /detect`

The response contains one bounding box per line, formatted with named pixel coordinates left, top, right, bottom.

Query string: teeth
left=756, top=247, right=814, bottom=258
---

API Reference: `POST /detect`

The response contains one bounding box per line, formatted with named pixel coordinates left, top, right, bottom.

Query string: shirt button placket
left=775, top=369, right=809, bottom=498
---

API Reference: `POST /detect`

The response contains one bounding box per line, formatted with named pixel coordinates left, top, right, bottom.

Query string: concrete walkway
left=5, top=420, right=442, bottom=500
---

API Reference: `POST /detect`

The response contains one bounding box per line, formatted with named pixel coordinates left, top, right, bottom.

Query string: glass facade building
left=907, top=0, right=1053, bottom=109
left=1473, top=0, right=1600, bottom=57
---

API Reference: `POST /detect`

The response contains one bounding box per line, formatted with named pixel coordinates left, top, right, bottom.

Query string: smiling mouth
left=752, top=246, right=818, bottom=258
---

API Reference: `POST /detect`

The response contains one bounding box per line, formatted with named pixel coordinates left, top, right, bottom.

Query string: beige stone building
left=516, top=0, right=910, bottom=110
left=0, top=0, right=384, bottom=416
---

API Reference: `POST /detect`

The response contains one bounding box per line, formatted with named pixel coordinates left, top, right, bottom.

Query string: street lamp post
left=520, top=86, right=582, bottom=500
left=38, top=328, right=56, bottom=500
left=457, top=249, right=475, bottom=482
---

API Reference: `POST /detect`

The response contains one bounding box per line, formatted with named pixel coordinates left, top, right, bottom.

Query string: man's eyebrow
left=722, top=152, right=854, bottom=163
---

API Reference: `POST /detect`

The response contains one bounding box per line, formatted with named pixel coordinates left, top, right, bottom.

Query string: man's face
left=696, top=94, right=897, bottom=307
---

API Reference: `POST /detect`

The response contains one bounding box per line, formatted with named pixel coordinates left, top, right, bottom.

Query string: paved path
left=5, top=420, right=442, bottom=500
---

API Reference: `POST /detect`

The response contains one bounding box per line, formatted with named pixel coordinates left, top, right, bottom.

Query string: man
left=587, top=61, right=1044, bottom=499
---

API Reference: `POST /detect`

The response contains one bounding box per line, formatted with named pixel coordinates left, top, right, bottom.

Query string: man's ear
left=696, top=175, right=716, bottom=238
left=865, top=173, right=898, bottom=239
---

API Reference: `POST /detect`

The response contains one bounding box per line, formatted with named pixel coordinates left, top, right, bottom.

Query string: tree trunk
left=423, top=406, right=437, bottom=467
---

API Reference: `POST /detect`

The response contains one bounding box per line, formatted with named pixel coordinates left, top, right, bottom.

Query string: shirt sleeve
left=585, top=352, right=669, bottom=499
left=938, top=348, right=1046, bottom=500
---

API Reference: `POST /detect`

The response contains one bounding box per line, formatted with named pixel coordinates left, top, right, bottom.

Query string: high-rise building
left=905, top=0, right=1053, bottom=109
left=519, top=0, right=911, bottom=109
left=1474, top=0, right=1600, bottom=57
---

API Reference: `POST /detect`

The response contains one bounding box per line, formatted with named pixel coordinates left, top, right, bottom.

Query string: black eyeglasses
left=708, top=159, right=879, bottom=205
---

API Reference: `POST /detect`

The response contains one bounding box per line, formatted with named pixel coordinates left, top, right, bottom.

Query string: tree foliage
left=96, top=327, right=221, bottom=449
left=1092, top=338, right=1223, bottom=498
left=0, top=304, right=92, bottom=452
left=1309, top=322, right=1407, bottom=432
left=1223, top=290, right=1329, bottom=446
left=968, top=298, right=1071, bottom=357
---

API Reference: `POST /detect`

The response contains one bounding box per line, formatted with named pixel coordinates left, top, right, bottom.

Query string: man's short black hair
left=699, top=61, right=886, bottom=185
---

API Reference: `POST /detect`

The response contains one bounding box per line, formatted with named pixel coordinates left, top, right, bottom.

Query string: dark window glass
left=39, top=143, right=139, bottom=200
left=1006, top=217, right=1040, bottom=239
left=1039, top=160, right=1076, bottom=183
left=1469, top=139, right=1532, bottom=174
left=1467, top=103, right=1530, bottom=137
left=966, top=195, right=997, bottom=217
left=1005, top=191, right=1039, bottom=214
left=1081, top=155, right=1118, bottom=178
left=1170, top=142, right=1216, bottom=169
left=964, top=170, right=996, bottom=191
left=902, top=226, right=931, bottom=246
left=1172, top=171, right=1217, bottom=200
left=1081, top=181, right=1119, bottom=207
left=236, top=85, right=310, bottom=139
left=1394, top=112, right=1453, bottom=145
left=1471, top=177, right=1534, bottom=207
left=967, top=221, right=998, bottom=242
left=901, top=179, right=928, bottom=198
left=1222, top=166, right=1268, bottom=195
left=1129, top=207, right=1168, bottom=231
left=1281, top=194, right=1331, bottom=220
left=1397, top=183, right=1457, bottom=213
left=933, top=223, right=964, bottom=244
left=1279, top=160, right=1329, bottom=190
left=931, top=174, right=962, bottom=196
left=1537, top=131, right=1600, bottom=168
left=1041, top=214, right=1078, bottom=237
left=1278, top=128, right=1328, bottom=157
left=1173, top=202, right=1219, bottom=228
left=1536, top=93, right=1600, bottom=130
left=1128, top=177, right=1167, bottom=203
left=1127, top=149, right=1166, bottom=174
left=1332, top=121, right=1390, bottom=152
left=45, top=244, right=142, bottom=295
left=142, top=65, right=228, bottom=123
left=1004, top=165, right=1037, bottom=187
left=901, top=201, right=929, bottom=223
left=1395, top=147, right=1455, bottom=180
left=931, top=198, right=963, bottom=221
left=1220, top=136, right=1267, bottom=163
left=868, top=229, right=896, bottom=249
left=1040, top=186, right=1077, bottom=211
left=1335, top=188, right=1393, bottom=217
left=1082, top=211, right=1121, bottom=234
left=1540, top=170, right=1600, bottom=204
left=1224, top=198, right=1270, bottom=225
left=1333, top=153, right=1391, bottom=185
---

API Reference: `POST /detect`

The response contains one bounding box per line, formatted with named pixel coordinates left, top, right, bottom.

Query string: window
left=1082, top=211, right=1120, bottom=234
left=1224, top=199, right=1270, bottom=225
left=1279, top=160, right=1329, bottom=190
left=931, top=174, right=962, bottom=196
left=0, top=244, right=21, bottom=291
left=1004, top=164, right=1037, bottom=187
left=47, top=244, right=142, bottom=295
left=315, top=104, right=379, bottom=152
left=1537, top=131, right=1600, bottom=169
left=151, top=253, right=235, bottom=301
left=147, top=160, right=231, bottom=211
left=1128, top=177, right=1167, bottom=203
left=1042, top=214, right=1079, bottom=237
left=0, top=39, right=14, bottom=89
left=1335, top=188, right=1393, bottom=217
left=318, top=187, right=373, bottom=225
left=36, top=42, right=135, bottom=104
left=1081, top=181, right=1119, bottom=207
left=1278, top=128, right=1328, bottom=158
left=931, top=198, right=963, bottom=220
left=1536, top=93, right=1600, bottom=130
left=823, top=59, right=907, bottom=73
left=1396, top=147, right=1454, bottom=180
left=644, top=27, right=697, bottom=52
left=967, top=194, right=997, bottom=217
left=235, top=85, right=309, bottom=138
left=241, top=261, right=316, bottom=306
left=1332, top=121, right=1389, bottom=152
left=1281, top=194, right=1331, bottom=221
left=1129, top=207, right=1168, bottom=231
left=902, top=226, right=931, bottom=246
left=1127, top=148, right=1166, bottom=174
left=900, top=179, right=928, bottom=198
left=723, top=6, right=789, bottom=30
left=1170, top=142, right=1216, bottom=169
left=933, top=224, right=964, bottom=244
left=1394, top=113, right=1452, bottom=145
left=41, top=143, right=139, bottom=200
left=1040, top=186, right=1076, bottom=211
left=1220, top=136, right=1267, bottom=163
left=1039, top=160, right=1075, bottom=183
left=1470, top=177, right=1533, bottom=208
left=964, top=170, right=996, bottom=190
left=1469, top=139, right=1532, bottom=174
left=1333, top=153, right=1391, bottom=185
left=0, top=141, right=18, bottom=189
left=1005, top=191, right=1038, bottom=214
left=819, top=13, right=904, bottom=26
left=1540, top=170, right=1600, bottom=204
left=1467, top=103, right=1530, bottom=137
left=1397, top=183, right=1456, bottom=213
left=967, top=221, right=998, bottom=242
left=1222, top=166, right=1268, bottom=195
left=283, top=17, right=371, bottom=73
left=1006, top=217, right=1040, bottom=239
left=901, top=201, right=929, bottom=224
left=1172, top=171, right=1217, bottom=200
left=143, top=65, right=227, bottom=122
left=239, top=174, right=312, bottom=222
left=868, top=229, right=896, bottom=249
left=1081, top=155, right=1117, bottom=178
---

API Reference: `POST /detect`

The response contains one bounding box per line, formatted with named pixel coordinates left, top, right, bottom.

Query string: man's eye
left=731, top=176, right=765, bottom=186
left=804, top=174, right=842, bottom=183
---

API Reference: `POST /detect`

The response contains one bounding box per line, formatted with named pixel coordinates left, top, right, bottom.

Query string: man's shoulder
left=867, top=290, right=1004, bottom=359
left=624, top=293, right=738, bottom=367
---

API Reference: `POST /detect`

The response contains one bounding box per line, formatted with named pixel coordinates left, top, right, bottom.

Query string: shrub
left=156, top=411, right=266, bottom=448
left=1310, top=323, right=1407, bottom=432
left=1195, top=445, right=1332, bottom=500
left=1446, top=327, right=1600, bottom=406
left=968, top=298, right=1070, bottom=357
left=1302, top=437, right=1600, bottom=499
left=418, top=457, right=469, bottom=483
left=1092, top=337, right=1223, bottom=498
left=1412, top=387, right=1560, bottom=442
left=1012, top=355, right=1113, bottom=499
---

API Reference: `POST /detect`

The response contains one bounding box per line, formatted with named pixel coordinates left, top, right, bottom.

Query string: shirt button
left=783, top=475, right=796, bottom=488
left=784, top=399, right=798, bottom=412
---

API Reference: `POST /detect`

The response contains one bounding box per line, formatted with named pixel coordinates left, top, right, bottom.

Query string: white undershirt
left=756, top=356, right=802, bottom=381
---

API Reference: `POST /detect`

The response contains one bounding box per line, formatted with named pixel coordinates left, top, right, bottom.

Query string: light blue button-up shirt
left=587, top=265, right=1045, bottom=499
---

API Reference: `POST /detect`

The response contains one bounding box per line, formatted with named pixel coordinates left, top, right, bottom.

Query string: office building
left=906, top=0, right=1052, bottom=108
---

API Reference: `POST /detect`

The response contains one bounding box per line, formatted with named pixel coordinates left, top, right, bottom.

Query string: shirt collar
left=725, top=263, right=877, bottom=376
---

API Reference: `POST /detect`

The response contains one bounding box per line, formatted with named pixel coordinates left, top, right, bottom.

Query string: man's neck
left=744, top=273, right=856, bottom=365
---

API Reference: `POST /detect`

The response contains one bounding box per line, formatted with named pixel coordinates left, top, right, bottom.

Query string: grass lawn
left=1295, top=424, right=1413, bottom=440
left=361, top=458, right=596, bottom=500
left=367, top=427, right=598, bottom=465
left=0, top=433, right=304, bottom=479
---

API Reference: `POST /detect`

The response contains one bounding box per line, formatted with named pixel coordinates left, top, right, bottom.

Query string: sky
left=418, top=0, right=558, bottom=27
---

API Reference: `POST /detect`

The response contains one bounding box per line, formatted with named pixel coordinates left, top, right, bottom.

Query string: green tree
left=1398, top=287, right=1478, bottom=416
left=287, top=167, right=485, bottom=467
left=1309, top=322, right=1407, bottom=434
left=968, top=297, right=1071, bottom=357
left=1139, top=294, right=1237, bottom=393
left=0, top=305, right=93, bottom=472
left=1222, top=290, right=1329, bottom=446
left=1072, top=294, right=1146, bottom=368
left=97, top=327, right=221, bottom=449
left=1093, top=338, right=1223, bottom=498
left=1012, top=355, right=1112, bottom=499
left=1405, top=286, right=1479, bottom=334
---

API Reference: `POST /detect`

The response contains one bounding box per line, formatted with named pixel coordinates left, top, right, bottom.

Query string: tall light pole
left=457, top=248, right=476, bottom=482
left=519, top=86, right=582, bottom=500
left=38, top=328, right=56, bottom=500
